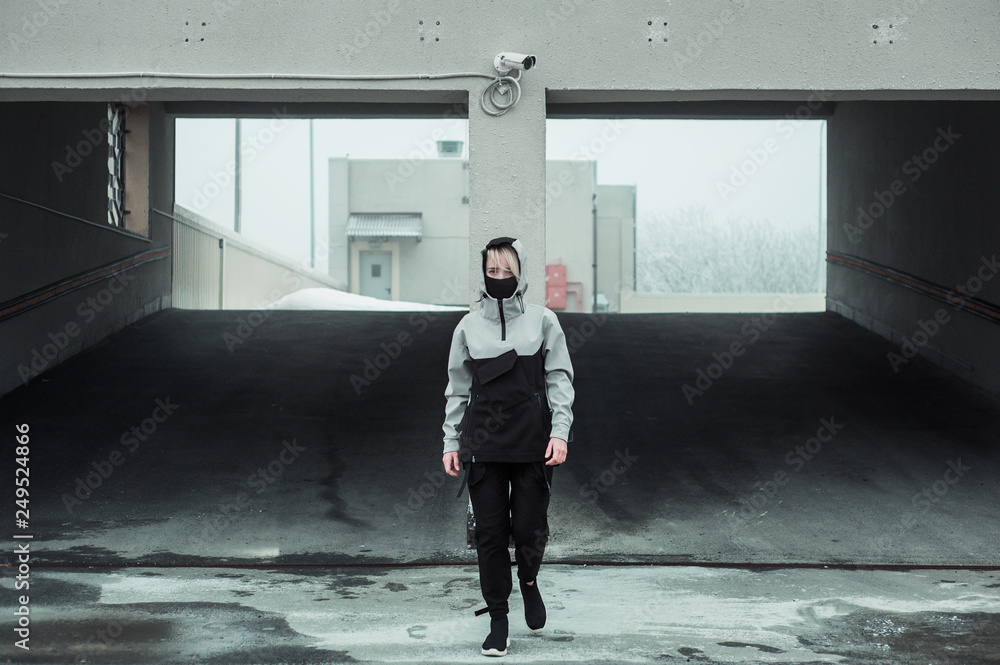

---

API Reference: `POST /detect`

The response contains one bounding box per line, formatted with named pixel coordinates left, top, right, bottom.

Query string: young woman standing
left=441, top=237, right=575, bottom=657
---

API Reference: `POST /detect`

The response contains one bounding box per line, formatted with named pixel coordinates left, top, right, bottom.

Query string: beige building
left=328, top=148, right=635, bottom=313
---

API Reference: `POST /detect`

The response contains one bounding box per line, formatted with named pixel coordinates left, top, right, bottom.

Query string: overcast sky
left=174, top=117, right=825, bottom=273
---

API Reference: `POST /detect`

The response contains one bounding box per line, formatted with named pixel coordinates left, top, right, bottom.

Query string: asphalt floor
left=1, top=308, right=999, bottom=663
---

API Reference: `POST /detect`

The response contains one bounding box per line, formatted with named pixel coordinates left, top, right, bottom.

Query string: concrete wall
left=0, top=103, right=108, bottom=226
left=596, top=184, right=637, bottom=312
left=827, top=101, right=1000, bottom=394
left=335, top=158, right=470, bottom=305
left=0, top=102, right=173, bottom=398
left=327, top=158, right=350, bottom=288
left=545, top=160, right=595, bottom=312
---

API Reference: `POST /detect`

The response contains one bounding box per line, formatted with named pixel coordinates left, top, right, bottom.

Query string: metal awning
left=346, top=213, right=423, bottom=239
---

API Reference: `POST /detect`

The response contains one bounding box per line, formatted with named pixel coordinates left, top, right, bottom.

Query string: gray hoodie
left=442, top=237, right=575, bottom=463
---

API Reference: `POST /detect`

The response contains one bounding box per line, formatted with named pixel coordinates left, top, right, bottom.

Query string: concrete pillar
left=467, top=80, right=546, bottom=307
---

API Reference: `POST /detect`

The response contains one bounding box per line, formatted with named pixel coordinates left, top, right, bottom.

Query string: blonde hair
left=485, top=245, right=521, bottom=279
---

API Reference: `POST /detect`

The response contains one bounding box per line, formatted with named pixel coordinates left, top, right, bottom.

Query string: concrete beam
left=1, top=1, right=997, bottom=102
left=467, top=79, right=546, bottom=306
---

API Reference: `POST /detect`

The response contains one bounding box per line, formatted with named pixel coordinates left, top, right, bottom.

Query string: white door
left=360, top=251, right=392, bottom=299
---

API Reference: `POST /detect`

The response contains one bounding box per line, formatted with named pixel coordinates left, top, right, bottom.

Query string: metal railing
left=154, top=207, right=345, bottom=310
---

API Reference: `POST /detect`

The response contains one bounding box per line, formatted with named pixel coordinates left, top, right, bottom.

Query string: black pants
left=467, top=461, right=553, bottom=618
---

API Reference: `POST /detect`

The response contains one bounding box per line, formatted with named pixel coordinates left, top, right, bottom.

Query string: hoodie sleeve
left=442, top=321, right=473, bottom=454
left=541, top=310, right=575, bottom=442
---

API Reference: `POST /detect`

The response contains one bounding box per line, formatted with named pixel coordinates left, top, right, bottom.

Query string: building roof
left=346, top=213, right=423, bottom=239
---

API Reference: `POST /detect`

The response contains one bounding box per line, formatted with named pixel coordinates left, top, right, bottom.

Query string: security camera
left=494, top=52, right=536, bottom=75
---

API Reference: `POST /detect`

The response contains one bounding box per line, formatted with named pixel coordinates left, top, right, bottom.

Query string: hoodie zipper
left=497, top=299, right=506, bottom=341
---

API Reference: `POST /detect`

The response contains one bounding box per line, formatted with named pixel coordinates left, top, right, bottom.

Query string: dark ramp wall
left=0, top=102, right=173, bottom=398
left=827, top=101, right=1000, bottom=395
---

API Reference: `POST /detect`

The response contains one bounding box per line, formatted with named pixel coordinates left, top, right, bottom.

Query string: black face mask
left=485, top=275, right=517, bottom=300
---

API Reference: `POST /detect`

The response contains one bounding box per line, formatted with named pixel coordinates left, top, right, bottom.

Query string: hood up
left=478, top=236, right=527, bottom=314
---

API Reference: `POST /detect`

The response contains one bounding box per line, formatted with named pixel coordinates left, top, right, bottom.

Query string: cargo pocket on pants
left=536, top=461, right=553, bottom=495
left=467, top=461, right=486, bottom=489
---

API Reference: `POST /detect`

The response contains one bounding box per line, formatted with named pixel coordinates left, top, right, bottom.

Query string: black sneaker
left=520, top=579, right=546, bottom=632
left=481, top=614, right=509, bottom=657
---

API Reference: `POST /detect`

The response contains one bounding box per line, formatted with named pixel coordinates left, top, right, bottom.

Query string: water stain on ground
left=799, top=608, right=1000, bottom=664
left=6, top=600, right=357, bottom=665
left=199, top=645, right=358, bottom=664
left=21, top=576, right=100, bottom=604
left=675, top=646, right=708, bottom=660
left=318, top=439, right=366, bottom=528
left=717, top=641, right=785, bottom=653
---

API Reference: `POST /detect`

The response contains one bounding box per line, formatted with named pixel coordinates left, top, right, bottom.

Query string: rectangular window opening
left=172, top=115, right=470, bottom=310
left=545, top=117, right=828, bottom=314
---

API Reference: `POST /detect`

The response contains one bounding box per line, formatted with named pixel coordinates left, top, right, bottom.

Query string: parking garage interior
left=2, top=3, right=999, bottom=662
left=2, top=92, right=999, bottom=664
